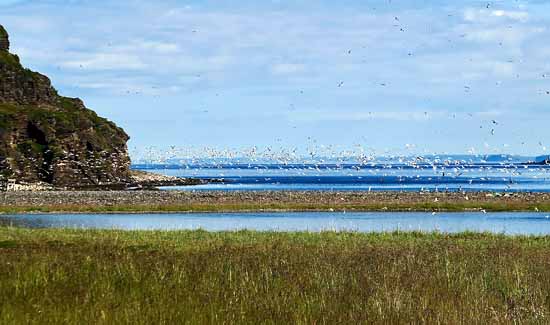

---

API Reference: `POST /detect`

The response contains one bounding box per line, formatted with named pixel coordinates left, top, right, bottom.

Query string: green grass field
left=2, top=228, right=550, bottom=323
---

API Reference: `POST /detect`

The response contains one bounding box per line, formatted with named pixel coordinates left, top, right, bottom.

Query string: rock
left=0, top=25, right=8, bottom=51
left=0, top=25, right=131, bottom=188
left=126, top=170, right=205, bottom=189
left=0, top=56, right=59, bottom=106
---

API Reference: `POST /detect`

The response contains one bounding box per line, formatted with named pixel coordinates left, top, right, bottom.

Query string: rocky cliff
left=0, top=26, right=9, bottom=51
left=0, top=25, right=131, bottom=187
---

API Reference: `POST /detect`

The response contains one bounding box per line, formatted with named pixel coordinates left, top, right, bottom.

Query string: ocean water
left=3, top=212, right=550, bottom=235
left=134, top=162, right=550, bottom=192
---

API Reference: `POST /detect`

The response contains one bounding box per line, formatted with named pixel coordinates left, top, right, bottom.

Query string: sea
left=133, top=155, right=550, bottom=192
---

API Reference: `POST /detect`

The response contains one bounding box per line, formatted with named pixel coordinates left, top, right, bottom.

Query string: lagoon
left=3, top=211, right=550, bottom=235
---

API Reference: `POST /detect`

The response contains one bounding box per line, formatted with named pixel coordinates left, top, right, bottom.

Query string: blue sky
left=1, top=0, right=550, bottom=159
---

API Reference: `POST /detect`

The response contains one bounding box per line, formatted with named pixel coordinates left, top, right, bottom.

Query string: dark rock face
left=0, top=25, right=131, bottom=187
left=0, top=25, right=8, bottom=51
left=0, top=56, right=59, bottom=106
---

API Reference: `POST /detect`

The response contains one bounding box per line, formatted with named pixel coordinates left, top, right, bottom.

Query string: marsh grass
left=1, top=200, right=550, bottom=214
left=1, top=228, right=550, bottom=323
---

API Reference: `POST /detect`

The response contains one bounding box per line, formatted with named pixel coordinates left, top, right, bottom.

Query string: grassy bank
left=2, top=201, right=550, bottom=214
left=1, top=228, right=550, bottom=323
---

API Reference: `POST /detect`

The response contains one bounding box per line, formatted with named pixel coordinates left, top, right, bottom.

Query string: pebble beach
left=2, top=190, right=549, bottom=213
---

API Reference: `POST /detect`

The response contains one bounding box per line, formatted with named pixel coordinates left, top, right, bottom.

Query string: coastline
left=1, top=190, right=549, bottom=214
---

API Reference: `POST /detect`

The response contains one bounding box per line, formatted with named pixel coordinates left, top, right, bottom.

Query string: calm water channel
left=2, top=212, right=550, bottom=235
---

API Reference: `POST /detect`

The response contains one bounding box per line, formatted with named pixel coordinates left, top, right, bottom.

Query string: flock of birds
left=57, top=1, right=550, bottom=172
left=130, top=144, right=550, bottom=192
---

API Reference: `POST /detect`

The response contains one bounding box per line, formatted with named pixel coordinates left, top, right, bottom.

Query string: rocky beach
left=1, top=190, right=549, bottom=213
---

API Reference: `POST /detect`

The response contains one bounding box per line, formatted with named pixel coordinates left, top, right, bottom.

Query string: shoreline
left=1, top=190, right=549, bottom=214
left=0, top=208, right=534, bottom=215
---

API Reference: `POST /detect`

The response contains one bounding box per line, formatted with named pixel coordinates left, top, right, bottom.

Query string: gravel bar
left=1, top=191, right=549, bottom=212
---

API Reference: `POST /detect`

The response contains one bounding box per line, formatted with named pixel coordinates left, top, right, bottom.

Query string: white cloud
left=491, top=10, right=529, bottom=21
left=2, top=1, right=550, bottom=119
left=292, top=110, right=450, bottom=122
left=140, top=41, right=180, bottom=53
left=463, top=27, right=543, bottom=44
left=62, top=53, right=147, bottom=71
left=463, top=9, right=529, bottom=23
left=475, top=110, right=503, bottom=118
left=0, top=0, right=25, bottom=6
left=490, top=61, right=515, bottom=77
left=271, top=63, right=306, bottom=75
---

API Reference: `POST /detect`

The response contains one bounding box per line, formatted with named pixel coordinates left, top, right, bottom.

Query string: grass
left=1, top=228, right=550, bottom=323
left=2, top=200, right=550, bottom=214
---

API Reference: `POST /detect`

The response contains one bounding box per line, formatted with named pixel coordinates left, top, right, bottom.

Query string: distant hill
left=535, top=155, right=550, bottom=165
left=0, top=25, right=130, bottom=187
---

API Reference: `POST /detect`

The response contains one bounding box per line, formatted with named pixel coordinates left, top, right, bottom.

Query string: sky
left=1, top=0, right=550, bottom=159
